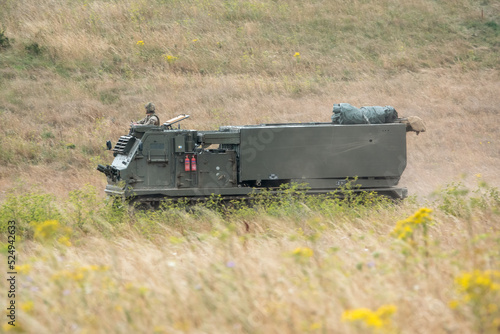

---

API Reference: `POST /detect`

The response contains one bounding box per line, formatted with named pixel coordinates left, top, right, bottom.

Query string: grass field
left=0, top=0, right=499, bottom=333
left=1, top=184, right=499, bottom=333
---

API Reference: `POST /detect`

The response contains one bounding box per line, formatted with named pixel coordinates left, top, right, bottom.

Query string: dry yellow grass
left=1, top=197, right=499, bottom=333
left=1, top=69, right=499, bottom=199
left=0, top=1, right=499, bottom=333
left=1, top=0, right=499, bottom=198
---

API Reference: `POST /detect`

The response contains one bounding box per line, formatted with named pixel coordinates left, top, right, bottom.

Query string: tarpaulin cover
left=331, top=103, right=399, bottom=124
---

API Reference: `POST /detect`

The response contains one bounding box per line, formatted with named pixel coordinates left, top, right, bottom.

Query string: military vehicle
left=97, top=104, right=425, bottom=207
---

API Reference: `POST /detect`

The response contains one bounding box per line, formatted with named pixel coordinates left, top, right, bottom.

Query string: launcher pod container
left=98, top=110, right=421, bottom=206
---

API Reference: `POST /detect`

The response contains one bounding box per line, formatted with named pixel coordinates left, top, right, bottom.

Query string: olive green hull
left=99, top=122, right=409, bottom=202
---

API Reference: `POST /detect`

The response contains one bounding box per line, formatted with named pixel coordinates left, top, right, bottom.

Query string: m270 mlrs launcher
left=97, top=104, right=426, bottom=207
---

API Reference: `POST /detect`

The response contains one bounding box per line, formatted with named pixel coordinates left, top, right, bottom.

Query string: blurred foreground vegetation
left=0, top=0, right=498, bottom=193
left=0, top=181, right=499, bottom=332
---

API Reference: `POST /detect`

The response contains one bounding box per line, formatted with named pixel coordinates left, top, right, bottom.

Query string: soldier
left=135, top=102, right=160, bottom=126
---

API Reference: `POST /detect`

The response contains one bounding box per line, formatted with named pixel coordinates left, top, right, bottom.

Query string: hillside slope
left=1, top=2, right=500, bottom=333
left=0, top=0, right=499, bottom=197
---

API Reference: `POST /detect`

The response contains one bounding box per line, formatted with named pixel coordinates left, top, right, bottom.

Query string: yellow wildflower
left=451, top=270, right=500, bottom=332
left=52, top=265, right=108, bottom=282
left=32, top=220, right=60, bottom=240
left=136, top=40, right=145, bottom=46
left=309, top=322, right=322, bottom=330
left=294, top=52, right=300, bottom=58
left=449, top=300, right=460, bottom=309
left=31, top=220, right=72, bottom=245
left=162, top=54, right=178, bottom=64
left=153, top=325, right=167, bottom=333
left=20, top=301, right=34, bottom=313
left=2, top=321, right=26, bottom=332
left=58, top=236, right=72, bottom=247
left=391, top=208, right=432, bottom=240
left=342, top=304, right=397, bottom=330
left=15, top=264, right=31, bottom=275
left=455, top=270, right=500, bottom=297
left=375, top=304, right=397, bottom=318
left=342, top=308, right=382, bottom=327
left=292, top=247, right=314, bottom=258
left=124, top=282, right=149, bottom=295
left=290, top=246, right=314, bottom=265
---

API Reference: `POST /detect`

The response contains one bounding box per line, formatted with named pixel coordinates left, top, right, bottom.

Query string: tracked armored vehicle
left=97, top=105, right=425, bottom=206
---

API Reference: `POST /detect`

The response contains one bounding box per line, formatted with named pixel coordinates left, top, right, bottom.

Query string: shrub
left=0, top=28, right=11, bottom=49
left=0, top=191, right=62, bottom=239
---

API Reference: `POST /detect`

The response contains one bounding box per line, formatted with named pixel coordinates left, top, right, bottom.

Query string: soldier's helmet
left=145, top=102, right=155, bottom=113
